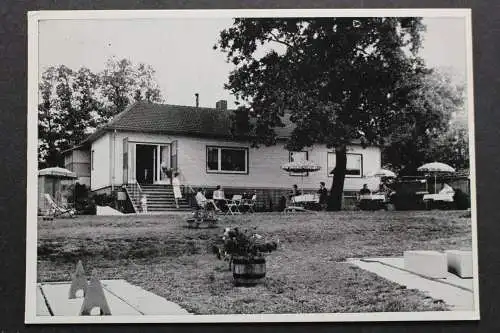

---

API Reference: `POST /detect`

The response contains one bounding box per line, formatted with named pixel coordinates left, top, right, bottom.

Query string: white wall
left=96, top=130, right=382, bottom=192
left=90, top=133, right=110, bottom=191
left=111, top=131, right=178, bottom=187
left=179, top=136, right=381, bottom=191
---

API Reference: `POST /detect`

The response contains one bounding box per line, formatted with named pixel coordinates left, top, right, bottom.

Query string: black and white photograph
left=26, top=9, right=478, bottom=323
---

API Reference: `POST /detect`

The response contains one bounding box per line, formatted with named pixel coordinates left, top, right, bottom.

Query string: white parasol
left=366, top=168, right=397, bottom=178
left=417, top=162, right=455, bottom=194
left=281, top=160, right=321, bottom=194
left=38, top=167, right=77, bottom=178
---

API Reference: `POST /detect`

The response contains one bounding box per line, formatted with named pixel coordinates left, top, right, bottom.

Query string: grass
left=37, top=210, right=472, bottom=314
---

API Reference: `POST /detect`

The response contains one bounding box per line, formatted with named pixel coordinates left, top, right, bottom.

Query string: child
left=140, top=194, right=148, bottom=213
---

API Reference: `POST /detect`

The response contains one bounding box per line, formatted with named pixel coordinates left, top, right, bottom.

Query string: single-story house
left=63, top=100, right=382, bottom=211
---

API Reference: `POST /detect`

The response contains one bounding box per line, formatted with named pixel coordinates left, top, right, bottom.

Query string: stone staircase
left=127, top=184, right=191, bottom=212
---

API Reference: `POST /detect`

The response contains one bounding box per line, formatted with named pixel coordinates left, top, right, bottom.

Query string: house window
left=206, top=146, right=248, bottom=174
left=289, top=151, right=308, bottom=176
left=327, top=152, right=363, bottom=178
left=91, top=150, right=94, bottom=171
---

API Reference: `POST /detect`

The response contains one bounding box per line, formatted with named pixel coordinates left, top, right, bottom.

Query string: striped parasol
left=281, top=160, right=321, bottom=194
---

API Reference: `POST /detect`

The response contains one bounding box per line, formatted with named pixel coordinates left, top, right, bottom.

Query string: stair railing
left=125, top=180, right=144, bottom=212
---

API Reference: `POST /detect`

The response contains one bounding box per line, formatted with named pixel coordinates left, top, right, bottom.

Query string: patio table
left=291, top=193, right=320, bottom=204
left=423, top=193, right=454, bottom=202
left=359, top=194, right=386, bottom=201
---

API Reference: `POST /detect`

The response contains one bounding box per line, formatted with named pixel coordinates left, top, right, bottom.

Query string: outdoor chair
left=226, top=195, right=243, bottom=215
left=44, top=193, right=75, bottom=218
left=242, top=194, right=257, bottom=213
left=187, top=192, right=218, bottom=228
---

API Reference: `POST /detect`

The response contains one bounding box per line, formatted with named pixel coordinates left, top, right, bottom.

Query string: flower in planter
left=213, top=227, right=279, bottom=286
left=214, top=227, right=279, bottom=261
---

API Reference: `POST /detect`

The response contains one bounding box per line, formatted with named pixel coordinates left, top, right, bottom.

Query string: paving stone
left=347, top=257, right=475, bottom=311
left=446, top=250, right=473, bottom=278
left=404, top=250, right=448, bottom=279
left=37, top=279, right=191, bottom=316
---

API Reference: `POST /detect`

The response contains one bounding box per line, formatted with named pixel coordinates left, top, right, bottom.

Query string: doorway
left=136, top=144, right=155, bottom=184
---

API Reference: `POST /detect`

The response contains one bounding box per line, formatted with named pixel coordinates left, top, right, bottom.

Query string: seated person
left=439, top=182, right=455, bottom=194
left=317, top=182, right=328, bottom=210
left=359, top=184, right=371, bottom=196
left=212, top=185, right=227, bottom=211
left=375, top=183, right=394, bottom=201
left=289, top=184, right=299, bottom=199
left=195, top=188, right=208, bottom=208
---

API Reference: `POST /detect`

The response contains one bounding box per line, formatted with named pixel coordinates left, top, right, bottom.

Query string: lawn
left=37, top=210, right=472, bottom=314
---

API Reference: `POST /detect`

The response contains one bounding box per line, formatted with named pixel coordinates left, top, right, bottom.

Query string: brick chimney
left=215, top=100, right=227, bottom=111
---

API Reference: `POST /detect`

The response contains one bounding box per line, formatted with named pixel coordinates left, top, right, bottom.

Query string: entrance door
left=159, top=145, right=170, bottom=183
left=136, top=144, right=155, bottom=184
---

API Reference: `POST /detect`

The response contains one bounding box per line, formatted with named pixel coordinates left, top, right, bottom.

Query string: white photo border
left=26, top=8, right=479, bottom=324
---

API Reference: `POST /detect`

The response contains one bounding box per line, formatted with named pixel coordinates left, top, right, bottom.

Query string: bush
left=67, top=183, right=96, bottom=215
left=93, top=192, right=116, bottom=207
left=453, top=189, right=471, bottom=210
left=391, top=193, right=426, bottom=211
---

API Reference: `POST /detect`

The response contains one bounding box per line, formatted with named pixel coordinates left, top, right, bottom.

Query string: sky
left=38, top=16, right=469, bottom=110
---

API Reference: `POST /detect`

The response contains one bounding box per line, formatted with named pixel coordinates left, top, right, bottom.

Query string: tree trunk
left=328, top=145, right=347, bottom=211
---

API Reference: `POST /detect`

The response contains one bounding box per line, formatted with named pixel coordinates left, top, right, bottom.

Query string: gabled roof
left=79, top=101, right=369, bottom=147
left=82, top=101, right=293, bottom=144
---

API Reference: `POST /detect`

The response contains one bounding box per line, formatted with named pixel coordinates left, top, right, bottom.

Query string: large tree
left=38, top=58, right=164, bottom=168
left=382, top=69, right=465, bottom=174
left=216, top=17, right=426, bottom=210
left=38, top=66, right=101, bottom=168
left=100, top=58, right=163, bottom=118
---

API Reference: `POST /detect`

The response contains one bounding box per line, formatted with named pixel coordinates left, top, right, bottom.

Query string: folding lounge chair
left=226, top=195, right=243, bottom=215
left=44, top=193, right=75, bottom=218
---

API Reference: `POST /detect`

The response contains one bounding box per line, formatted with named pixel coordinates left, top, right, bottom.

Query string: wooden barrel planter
left=232, top=256, right=266, bottom=286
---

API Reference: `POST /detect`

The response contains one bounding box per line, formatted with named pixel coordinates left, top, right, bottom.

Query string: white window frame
left=206, top=146, right=249, bottom=174
left=327, top=152, right=363, bottom=178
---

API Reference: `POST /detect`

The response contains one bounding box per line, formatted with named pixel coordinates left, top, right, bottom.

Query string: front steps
left=127, top=184, right=191, bottom=212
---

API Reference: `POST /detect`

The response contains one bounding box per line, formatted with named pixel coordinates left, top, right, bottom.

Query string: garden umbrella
left=417, top=162, right=456, bottom=194
left=281, top=160, right=321, bottom=194
left=38, top=167, right=77, bottom=178
left=366, top=168, right=397, bottom=178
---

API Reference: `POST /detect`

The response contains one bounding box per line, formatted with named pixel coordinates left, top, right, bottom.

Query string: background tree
left=100, top=57, right=163, bottom=119
left=426, top=107, right=469, bottom=171
left=382, top=69, right=465, bottom=174
left=38, top=58, right=164, bottom=168
left=39, top=66, right=64, bottom=168
left=216, top=17, right=426, bottom=210
left=38, top=66, right=102, bottom=168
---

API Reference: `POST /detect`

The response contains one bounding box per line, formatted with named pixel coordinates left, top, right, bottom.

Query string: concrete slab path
left=347, top=257, right=475, bottom=311
left=37, top=279, right=192, bottom=316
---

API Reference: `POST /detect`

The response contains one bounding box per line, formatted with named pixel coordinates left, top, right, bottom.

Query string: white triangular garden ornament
left=68, top=260, right=87, bottom=299
left=79, top=270, right=111, bottom=316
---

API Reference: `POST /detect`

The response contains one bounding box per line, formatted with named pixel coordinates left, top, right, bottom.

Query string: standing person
left=172, top=172, right=182, bottom=209
left=140, top=194, right=148, bottom=213
left=317, top=182, right=328, bottom=211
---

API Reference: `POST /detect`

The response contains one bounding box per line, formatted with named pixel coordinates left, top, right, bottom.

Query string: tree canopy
left=38, top=58, right=164, bottom=168
left=215, top=17, right=428, bottom=210
left=382, top=69, right=467, bottom=174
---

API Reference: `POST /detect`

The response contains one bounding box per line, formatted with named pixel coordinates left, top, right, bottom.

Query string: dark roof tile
left=85, top=101, right=294, bottom=143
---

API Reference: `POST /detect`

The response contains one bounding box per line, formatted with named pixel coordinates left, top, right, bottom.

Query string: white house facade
left=65, top=101, right=382, bottom=211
